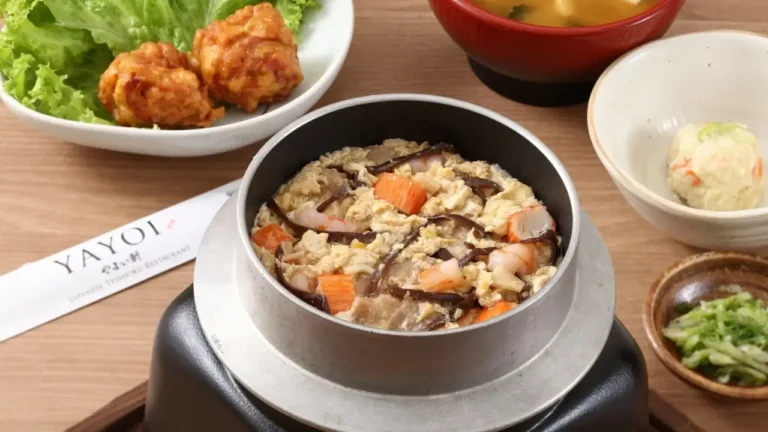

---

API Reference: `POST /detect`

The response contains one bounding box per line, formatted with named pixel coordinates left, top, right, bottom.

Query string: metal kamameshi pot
left=234, top=94, right=581, bottom=395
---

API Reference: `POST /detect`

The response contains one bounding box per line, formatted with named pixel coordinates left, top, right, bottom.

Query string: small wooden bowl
left=643, top=251, right=768, bottom=400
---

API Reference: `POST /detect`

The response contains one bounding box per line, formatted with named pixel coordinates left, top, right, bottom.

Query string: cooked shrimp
left=507, top=205, right=556, bottom=242
left=289, top=270, right=317, bottom=293
left=414, top=258, right=465, bottom=292
left=408, top=154, right=443, bottom=173
left=294, top=207, right=358, bottom=232
left=487, top=244, right=538, bottom=276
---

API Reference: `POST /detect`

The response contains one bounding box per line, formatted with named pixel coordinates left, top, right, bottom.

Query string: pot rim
left=236, top=93, right=581, bottom=337
left=439, top=0, right=682, bottom=37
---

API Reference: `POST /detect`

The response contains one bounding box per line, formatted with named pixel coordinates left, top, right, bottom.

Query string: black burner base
left=468, top=58, right=594, bottom=107
left=144, top=286, right=649, bottom=432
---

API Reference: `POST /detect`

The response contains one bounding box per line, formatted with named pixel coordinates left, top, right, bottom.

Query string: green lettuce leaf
left=28, top=64, right=113, bottom=124
left=43, top=0, right=188, bottom=54
left=7, top=1, right=95, bottom=67
left=205, top=0, right=261, bottom=22
left=1, top=0, right=320, bottom=126
left=0, top=49, right=36, bottom=101
left=42, top=0, right=320, bottom=54
left=273, top=0, right=320, bottom=35
left=0, top=0, right=113, bottom=123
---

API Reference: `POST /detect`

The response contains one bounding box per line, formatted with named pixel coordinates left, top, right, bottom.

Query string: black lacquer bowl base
left=143, top=286, right=649, bottom=432
left=468, top=58, right=594, bottom=107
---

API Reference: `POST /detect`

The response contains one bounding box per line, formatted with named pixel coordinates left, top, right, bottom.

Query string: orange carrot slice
left=754, top=158, right=763, bottom=179
left=317, top=274, right=356, bottom=314
left=685, top=169, right=702, bottom=186
left=670, top=158, right=691, bottom=171
left=474, top=301, right=518, bottom=323
left=374, top=173, right=428, bottom=215
left=251, top=224, right=293, bottom=253
left=671, top=159, right=702, bottom=186
left=672, top=158, right=701, bottom=186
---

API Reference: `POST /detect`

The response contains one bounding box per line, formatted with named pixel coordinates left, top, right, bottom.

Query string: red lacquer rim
left=446, top=0, right=681, bottom=35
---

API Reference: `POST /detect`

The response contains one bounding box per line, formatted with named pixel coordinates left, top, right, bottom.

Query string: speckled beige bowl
left=588, top=30, right=768, bottom=252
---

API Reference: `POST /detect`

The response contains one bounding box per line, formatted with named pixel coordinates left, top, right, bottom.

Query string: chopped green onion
left=663, top=291, right=768, bottom=386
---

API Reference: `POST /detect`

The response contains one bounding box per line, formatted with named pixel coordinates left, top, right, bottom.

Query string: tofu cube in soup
left=554, top=0, right=575, bottom=17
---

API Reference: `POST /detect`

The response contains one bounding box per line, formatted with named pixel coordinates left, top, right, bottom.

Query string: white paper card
left=0, top=180, right=241, bottom=343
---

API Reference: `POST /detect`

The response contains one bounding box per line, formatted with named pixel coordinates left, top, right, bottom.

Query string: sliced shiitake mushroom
left=267, top=199, right=377, bottom=245
left=366, top=143, right=457, bottom=175
left=426, top=213, right=491, bottom=238
left=389, top=287, right=466, bottom=306
left=431, top=248, right=456, bottom=261
left=327, top=165, right=367, bottom=189
left=458, top=247, right=496, bottom=267
left=457, top=173, right=503, bottom=203
left=274, top=246, right=331, bottom=314
left=453, top=290, right=478, bottom=313
left=417, top=314, right=449, bottom=331
left=366, top=224, right=424, bottom=296
left=316, top=186, right=351, bottom=212
left=521, top=229, right=560, bottom=265
left=453, top=291, right=480, bottom=326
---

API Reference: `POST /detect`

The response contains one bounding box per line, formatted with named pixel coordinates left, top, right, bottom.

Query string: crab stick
left=374, top=173, right=428, bottom=215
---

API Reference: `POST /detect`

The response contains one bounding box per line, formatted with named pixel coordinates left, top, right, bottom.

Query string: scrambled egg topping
left=252, top=139, right=560, bottom=326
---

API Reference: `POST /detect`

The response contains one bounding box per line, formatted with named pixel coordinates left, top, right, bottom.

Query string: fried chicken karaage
left=98, top=42, right=225, bottom=128
left=190, top=3, right=304, bottom=113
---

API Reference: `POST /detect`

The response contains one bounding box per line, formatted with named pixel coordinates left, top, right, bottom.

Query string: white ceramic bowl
left=0, top=0, right=353, bottom=157
left=588, top=30, right=768, bottom=252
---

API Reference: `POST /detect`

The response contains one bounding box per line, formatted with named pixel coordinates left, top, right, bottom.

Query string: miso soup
left=470, top=0, right=660, bottom=28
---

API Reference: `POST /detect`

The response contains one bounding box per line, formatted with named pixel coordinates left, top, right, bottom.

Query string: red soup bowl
left=428, top=0, right=685, bottom=106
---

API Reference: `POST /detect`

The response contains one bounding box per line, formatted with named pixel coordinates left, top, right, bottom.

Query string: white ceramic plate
left=193, top=197, right=616, bottom=432
left=0, top=0, right=354, bottom=157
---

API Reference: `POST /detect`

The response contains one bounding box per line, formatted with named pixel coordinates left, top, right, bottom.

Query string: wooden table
left=1, top=1, right=767, bottom=431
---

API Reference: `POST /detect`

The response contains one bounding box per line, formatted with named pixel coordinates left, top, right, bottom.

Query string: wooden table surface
left=1, top=1, right=767, bottom=431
